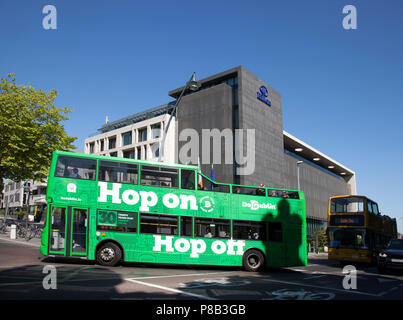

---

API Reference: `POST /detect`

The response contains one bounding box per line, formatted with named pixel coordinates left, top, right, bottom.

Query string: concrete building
left=1, top=179, right=47, bottom=222
left=85, top=66, right=356, bottom=239
left=84, top=103, right=176, bottom=163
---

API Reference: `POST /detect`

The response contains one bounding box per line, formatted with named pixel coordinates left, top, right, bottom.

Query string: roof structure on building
left=283, top=130, right=355, bottom=178
left=97, top=101, right=176, bottom=134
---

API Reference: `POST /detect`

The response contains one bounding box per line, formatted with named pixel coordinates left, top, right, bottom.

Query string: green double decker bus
left=40, top=151, right=307, bottom=271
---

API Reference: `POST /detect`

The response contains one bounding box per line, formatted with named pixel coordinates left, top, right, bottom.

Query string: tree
left=311, top=228, right=328, bottom=250
left=0, top=74, right=77, bottom=194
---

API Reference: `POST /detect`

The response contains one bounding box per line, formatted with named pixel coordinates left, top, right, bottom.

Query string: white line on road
left=130, top=271, right=235, bottom=280
left=303, top=275, right=327, bottom=280
left=125, top=278, right=218, bottom=300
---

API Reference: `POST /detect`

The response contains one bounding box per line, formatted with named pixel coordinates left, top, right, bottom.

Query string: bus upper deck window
left=55, top=156, right=96, bottom=180
left=99, top=160, right=138, bottom=184
left=181, top=169, right=195, bottom=190
left=141, top=165, right=178, bottom=188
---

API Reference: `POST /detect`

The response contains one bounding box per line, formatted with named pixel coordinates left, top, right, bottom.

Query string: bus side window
left=140, top=213, right=178, bottom=235
left=55, top=156, right=96, bottom=180
left=234, top=186, right=264, bottom=196
left=180, top=216, right=193, bottom=237
left=181, top=169, right=195, bottom=190
left=233, top=220, right=267, bottom=241
left=195, top=218, right=230, bottom=238
left=197, top=174, right=229, bottom=193
left=269, top=222, right=282, bottom=242
left=99, top=161, right=138, bottom=184
left=141, top=165, right=178, bottom=188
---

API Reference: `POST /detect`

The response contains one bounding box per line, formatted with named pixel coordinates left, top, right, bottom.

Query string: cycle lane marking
left=260, top=277, right=383, bottom=297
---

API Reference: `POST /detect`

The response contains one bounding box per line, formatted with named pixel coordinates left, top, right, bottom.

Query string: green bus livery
left=40, top=151, right=307, bottom=271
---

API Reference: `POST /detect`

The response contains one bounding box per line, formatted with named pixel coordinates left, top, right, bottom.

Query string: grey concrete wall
left=282, top=152, right=349, bottom=221
left=238, top=66, right=284, bottom=188
left=176, top=83, right=234, bottom=184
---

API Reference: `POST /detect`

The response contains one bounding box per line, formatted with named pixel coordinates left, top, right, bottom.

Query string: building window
left=89, top=143, right=95, bottom=154
left=108, top=137, right=116, bottom=150
left=110, top=152, right=118, bottom=157
left=151, top=143, right=159, bottom=159
left=151, top=124, right=161, bottom=139
left=122, top=131, right=132, bottom=146
left=138, top=128, right=147, bottom=142
left=137, top=147, right=141, bottom=160
left=123, top=149, right=135, bottom=159
left=100, top=140, right=104, bottom=152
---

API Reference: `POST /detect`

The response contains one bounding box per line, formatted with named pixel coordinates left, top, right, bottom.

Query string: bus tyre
left=243, top=249, right=265, bottom=272
left=96, top=242, right=122, bottom=267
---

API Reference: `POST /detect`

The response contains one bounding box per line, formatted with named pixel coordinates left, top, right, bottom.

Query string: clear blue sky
left=1, top=1, right=402, bottom=231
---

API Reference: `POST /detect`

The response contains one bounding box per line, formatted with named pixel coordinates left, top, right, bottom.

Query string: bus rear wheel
left=96, top=242, right=122, bottom=267
left=243, top=249, right=265, bottom=272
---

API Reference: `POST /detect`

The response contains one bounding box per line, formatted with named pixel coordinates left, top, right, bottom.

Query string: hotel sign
left=257, top=85, right=272, bottom=106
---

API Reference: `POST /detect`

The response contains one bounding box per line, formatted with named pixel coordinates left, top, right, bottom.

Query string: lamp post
left=158, top=72, right=199, bottom=162
left=297, top=160, right=303, bottom=190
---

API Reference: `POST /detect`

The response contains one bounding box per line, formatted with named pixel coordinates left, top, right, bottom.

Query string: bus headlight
left=379, top=253, right=387, bottom=258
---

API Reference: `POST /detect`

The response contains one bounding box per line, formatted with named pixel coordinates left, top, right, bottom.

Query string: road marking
left=377, top=277, right=397, bottom=283
left=261, top=277, right=383, bottom=297
left=0, top=237, right=40, bottom=247
left=125, top=278, right=218, bottom=300
left=303, top=275, right=327, bottom=280
left=130, top=271, right=235, bottom=280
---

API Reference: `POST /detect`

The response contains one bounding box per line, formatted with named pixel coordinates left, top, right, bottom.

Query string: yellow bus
left=327, top=195, right=397, bottom=264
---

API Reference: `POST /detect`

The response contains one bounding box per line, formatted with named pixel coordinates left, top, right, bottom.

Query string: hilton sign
left=257, top=85, right=272, bottom=106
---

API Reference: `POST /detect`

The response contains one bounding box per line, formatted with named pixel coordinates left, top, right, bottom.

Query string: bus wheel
left=96, top=242, right=122, bottom=267
left=243, top=250, right=265, bottom=272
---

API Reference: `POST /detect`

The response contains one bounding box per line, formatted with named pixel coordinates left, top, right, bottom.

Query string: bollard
left=10, top=224, right=16, bottom=240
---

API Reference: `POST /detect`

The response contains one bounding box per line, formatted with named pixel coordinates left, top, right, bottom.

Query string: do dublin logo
left=257, top=85, right=272, bottom=106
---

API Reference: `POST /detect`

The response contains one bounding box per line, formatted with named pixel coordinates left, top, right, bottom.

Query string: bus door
left=49, top=206, right=89, bottom=257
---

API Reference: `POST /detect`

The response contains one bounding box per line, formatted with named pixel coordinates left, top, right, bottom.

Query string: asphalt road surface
left=1, top=236, right=402, bottom=300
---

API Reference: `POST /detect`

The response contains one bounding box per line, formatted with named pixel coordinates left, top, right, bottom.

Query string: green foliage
left=0, top=74, right=77, bottom=192
left=311, top=228, right=328, bottom=250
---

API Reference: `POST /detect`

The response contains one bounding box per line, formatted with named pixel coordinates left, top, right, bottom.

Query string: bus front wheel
left=96, top=242, right=122, bottom=267
left=242, top=249, right=265, bottom=272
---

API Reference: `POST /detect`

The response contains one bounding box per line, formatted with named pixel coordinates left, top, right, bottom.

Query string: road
left=0, top=236, right=402, bottom=300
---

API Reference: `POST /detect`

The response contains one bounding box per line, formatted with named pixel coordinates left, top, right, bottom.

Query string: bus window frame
left=55, top=155, right=97, bottom=181
left=98, top=160, right=139, bottom=185
left=140, top=165, right=179, bottom=189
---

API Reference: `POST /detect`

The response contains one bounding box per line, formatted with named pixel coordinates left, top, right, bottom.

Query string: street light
left=158, top=72, right=199, bottom=162
left=297, top=160, right=303, bottom=190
